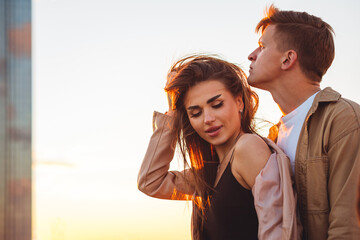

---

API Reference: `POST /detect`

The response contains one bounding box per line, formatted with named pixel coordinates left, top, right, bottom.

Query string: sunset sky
left=33, top=0, right=360, bottom=239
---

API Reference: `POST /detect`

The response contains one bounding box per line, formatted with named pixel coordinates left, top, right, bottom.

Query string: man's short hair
left=256, top=5, right=335, bottom=82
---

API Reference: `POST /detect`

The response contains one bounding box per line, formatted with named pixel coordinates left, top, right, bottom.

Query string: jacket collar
left=307, top=87, right=341, bottom=117
left=267, top=87, right=342, bottom=143
left=316, top=87, right=341, bottom=103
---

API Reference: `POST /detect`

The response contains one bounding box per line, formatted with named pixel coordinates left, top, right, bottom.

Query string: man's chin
left=247, top=76, right=256, bottom=87
left=247, top=77, right=267, bottom=90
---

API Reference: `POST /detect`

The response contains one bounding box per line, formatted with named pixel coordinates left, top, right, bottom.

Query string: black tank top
left=201, top=161, right=259, bottom=240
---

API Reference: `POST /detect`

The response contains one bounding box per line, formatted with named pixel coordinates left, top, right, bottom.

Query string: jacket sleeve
left=327, top=127, right=360, bottom=239
left=253, top=138, right=302, bottom=240
left=137, top=111, right=195, bottom=200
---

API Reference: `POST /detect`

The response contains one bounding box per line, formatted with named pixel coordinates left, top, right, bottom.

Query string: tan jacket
left=269, top=87, right=360, bottom=239
left=138, top=111, right=301, bottom=239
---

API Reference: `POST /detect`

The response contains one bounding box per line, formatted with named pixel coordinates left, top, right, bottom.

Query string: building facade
left=0, top=0, right=32, bottom=239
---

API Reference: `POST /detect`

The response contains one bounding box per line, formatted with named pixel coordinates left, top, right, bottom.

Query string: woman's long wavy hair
left=165, top=55, right=259, bottom=235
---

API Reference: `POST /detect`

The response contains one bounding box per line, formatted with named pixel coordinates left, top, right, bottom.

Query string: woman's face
left=184, top=80, right=243, bottom=150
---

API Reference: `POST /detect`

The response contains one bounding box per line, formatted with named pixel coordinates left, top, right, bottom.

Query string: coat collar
left=315, top=87, right=341, bottom=103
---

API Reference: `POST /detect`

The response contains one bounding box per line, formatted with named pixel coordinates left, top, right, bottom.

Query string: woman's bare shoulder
left=235, top=134, right=270, bottom=154
left=231, top=133, right=271, bottom=188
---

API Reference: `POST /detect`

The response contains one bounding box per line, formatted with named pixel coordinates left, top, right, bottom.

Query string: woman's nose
left=204, top=110, right=215, bottom=124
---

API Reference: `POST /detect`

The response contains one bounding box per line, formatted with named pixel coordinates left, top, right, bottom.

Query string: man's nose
left=248, top=48, right=258, bottom=61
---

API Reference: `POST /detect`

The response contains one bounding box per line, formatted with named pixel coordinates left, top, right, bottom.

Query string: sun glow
left=171, top=188, right=192, bottom=201
left=33, top=0, right=360, bottom=239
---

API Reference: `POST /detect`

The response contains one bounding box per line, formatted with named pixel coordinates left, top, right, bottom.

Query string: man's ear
left=236, top=95, right=244, bottom=112
left=281, top=50, right=297, bottom=70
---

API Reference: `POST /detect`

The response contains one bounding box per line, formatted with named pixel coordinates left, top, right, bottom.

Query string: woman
left=138, top=55, right=301, bottom=239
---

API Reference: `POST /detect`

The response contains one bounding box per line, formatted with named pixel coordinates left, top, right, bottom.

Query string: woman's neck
left=215, top=131, right=243, bottom=163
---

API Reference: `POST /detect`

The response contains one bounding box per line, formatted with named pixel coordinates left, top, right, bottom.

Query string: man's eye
left=212, top=102, right=223, bottom=109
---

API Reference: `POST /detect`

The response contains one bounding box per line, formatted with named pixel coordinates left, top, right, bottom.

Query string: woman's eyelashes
left=190, top=111, right=201, bottom=118
left=212, top=101, right=224, bottom=109
left=189, top=101, right=224, bottom=118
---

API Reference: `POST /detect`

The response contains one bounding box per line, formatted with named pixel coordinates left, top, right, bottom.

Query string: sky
left=33, top=0, right=360, bottom=239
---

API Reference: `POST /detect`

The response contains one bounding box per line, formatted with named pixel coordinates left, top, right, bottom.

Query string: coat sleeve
left=137, top=111, right=195, bottom=200
left=253, top=138, right=302, bottom=240
left=327, top=127, right=360, bottom=239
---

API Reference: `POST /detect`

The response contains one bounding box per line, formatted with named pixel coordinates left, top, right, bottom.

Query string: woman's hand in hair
left=165, top=71, right=176, bottom=115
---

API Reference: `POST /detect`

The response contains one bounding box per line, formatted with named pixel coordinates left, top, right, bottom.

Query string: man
left=248, top=5, right=360, bottom=240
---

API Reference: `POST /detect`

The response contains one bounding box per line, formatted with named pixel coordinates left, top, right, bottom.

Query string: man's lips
left=205, top=126, right=222, bottom=137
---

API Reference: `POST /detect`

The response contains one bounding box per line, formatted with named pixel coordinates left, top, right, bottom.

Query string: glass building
left=0, top=0, right=32, bottom=239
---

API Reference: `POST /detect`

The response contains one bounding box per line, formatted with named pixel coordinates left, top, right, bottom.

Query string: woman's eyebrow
left=187, top=94, right=222, bottom=110
left=207, top=94, right=221, bottom=104
left=187, top=105, right=200, bottom=111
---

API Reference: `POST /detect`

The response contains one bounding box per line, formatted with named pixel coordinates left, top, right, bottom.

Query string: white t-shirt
left=277, top=91, right=319, bottom=174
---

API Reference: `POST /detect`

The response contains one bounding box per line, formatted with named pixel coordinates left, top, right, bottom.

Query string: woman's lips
left=205, top=126, right=222, bottom=137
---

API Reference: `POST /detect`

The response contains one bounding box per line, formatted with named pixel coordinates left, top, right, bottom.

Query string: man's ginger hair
left=256, top=5, right=335, bottom=82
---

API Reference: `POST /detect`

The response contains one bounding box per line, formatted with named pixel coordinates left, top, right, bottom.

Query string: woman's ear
left=236, top=95, right=244, bottom=112
left=281, top=50, right=298, bottom=70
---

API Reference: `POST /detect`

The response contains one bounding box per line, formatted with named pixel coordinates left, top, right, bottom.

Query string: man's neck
left=269, top=80, right=321, bottom=115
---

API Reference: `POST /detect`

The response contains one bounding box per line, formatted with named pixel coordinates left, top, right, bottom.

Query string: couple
left=138, top=5, right=360, bottom=240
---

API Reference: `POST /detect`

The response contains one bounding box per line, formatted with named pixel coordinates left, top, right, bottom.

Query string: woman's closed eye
left=190, top=111, right=201, bottom=118
left=212, top=101, right=224, bottom=109
left=189, top=101, right=223, bottom=118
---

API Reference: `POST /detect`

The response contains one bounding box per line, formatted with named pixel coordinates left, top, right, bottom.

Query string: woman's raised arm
left=137, top=111, right=195, bottom=200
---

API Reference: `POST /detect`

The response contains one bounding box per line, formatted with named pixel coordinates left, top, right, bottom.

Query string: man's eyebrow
left=187, top=94, right=222, bottom=110
left=207, top=94, right=222, bottom=104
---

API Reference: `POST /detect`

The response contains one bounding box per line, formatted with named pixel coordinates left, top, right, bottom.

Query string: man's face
left=247, top=25, right=284, bottom=90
